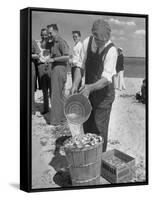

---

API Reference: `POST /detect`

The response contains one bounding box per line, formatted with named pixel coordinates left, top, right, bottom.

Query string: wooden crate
left=101, top=149, right=135, bottom=183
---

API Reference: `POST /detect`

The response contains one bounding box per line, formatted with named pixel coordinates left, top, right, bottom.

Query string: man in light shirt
left=70, top=31, right=83, bottom=89
left=71, top=19, right=118, bottom=152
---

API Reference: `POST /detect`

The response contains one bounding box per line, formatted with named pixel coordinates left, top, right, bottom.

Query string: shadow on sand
left=43, top=112, right=51, bottom=125
left=49, top=136, right=72, bottom=187
left=35, top=102, right=51, bottom=125
left=9, top=183, right=19, bottom=190
left=53, top=170, right=72, bottom=187
left=35, top=102, right=43, bottom=113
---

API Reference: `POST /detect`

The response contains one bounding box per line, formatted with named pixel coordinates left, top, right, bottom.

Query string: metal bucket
left=64, top=94, right=92, bottom=125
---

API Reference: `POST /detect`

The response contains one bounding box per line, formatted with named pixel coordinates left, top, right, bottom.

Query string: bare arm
left=89, top=77, right=110, bottom=91
left=79, top=77, right=110, bottom=97
left=32, top=54, right=39, bottom=60
left=47, top=55, right=70, bottom=64
left=54, top=55, right=69, bottom=62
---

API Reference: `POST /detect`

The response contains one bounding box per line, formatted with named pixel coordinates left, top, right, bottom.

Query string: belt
left=53, top=61, right=67, bottom=67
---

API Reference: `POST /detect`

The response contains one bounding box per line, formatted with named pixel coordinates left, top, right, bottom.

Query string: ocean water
left=67, top=57, right=146, bottom=79
left=124, top=57, right=146, bottom=79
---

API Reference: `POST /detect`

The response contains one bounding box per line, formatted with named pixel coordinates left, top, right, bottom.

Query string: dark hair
left=72, top=31, right=81, bottom=37
left=47, top=24, right=59, bottom=31
left=118, top=47, right=123, bottom=52
left=40, top=28, right=48, bottom=35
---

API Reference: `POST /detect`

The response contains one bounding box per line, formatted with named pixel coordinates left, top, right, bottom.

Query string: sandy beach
left=32, top=74, right=146, bottom=189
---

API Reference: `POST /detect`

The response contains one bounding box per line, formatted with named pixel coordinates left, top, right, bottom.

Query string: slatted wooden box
left=101, top=149, right=135, bottom=183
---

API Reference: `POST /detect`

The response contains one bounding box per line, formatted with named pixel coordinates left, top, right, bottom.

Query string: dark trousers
left=71, top=66, right=82, bottom=90
left=83, top=102, right=113, bottom=152
left=32, top=62, right=36, bottom=113
left=35, top=63, right=41, bottom=90
left=32, top=60, right=41, bottom=91
left=38, top=64, right=51, bottom=112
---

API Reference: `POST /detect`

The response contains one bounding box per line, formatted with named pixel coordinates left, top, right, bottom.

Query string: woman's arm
left=53, top=55, right=70, bottom=62
left=32, top=54, right=39, bottom=60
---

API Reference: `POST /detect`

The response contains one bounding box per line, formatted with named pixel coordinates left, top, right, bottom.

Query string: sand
left=32, top=74, right=146, bottom=189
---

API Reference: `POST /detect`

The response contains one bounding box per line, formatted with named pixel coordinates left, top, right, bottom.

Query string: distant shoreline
left=125, top=56, right=145, bottom=59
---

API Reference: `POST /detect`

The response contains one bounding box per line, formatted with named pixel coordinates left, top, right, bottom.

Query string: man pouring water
left=71, top=19, right=118, bottom=152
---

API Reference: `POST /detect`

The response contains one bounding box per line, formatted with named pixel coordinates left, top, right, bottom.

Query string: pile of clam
left=64, top=133, right=103, bottom=149
left=105, top=156, right=125, bottom=168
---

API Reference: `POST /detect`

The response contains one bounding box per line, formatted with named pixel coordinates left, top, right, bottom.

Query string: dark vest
left=85, top=36, right=115, bottom=108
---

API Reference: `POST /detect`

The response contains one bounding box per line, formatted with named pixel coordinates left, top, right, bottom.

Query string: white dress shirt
left=72, top=41, right=83, bottom=68
left=80, top=37, right=118, bottom=82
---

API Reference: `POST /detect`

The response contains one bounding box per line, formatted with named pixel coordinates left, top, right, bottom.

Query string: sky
left=32, top=11, right=146, bottom=57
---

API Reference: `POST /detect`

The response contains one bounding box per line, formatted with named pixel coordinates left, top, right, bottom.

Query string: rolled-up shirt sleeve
left=59, top=39, right=69, bottom=56
left=79, top=37, right=90, bottom=70
left=102, top=46, right=118, bottom=82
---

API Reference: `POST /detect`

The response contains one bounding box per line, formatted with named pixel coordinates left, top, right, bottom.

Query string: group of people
left=32, top=24, right=69, bottom=126
left=31, top=19, right=125, bottom=152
